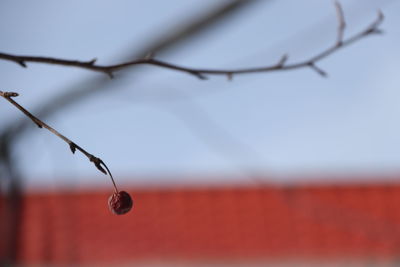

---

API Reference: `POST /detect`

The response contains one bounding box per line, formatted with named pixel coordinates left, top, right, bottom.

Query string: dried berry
left=108, top=191, right=133, bottom=215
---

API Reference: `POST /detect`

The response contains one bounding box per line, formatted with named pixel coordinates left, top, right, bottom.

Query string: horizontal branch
left=0, top=90, right=119, bottom=192
left=0, top=4, right=384, bottom=80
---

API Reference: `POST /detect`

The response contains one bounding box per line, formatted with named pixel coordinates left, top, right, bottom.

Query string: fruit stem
left=101, top=163, right=119, bottom=193
left=110, top=174, right=119, bottom=193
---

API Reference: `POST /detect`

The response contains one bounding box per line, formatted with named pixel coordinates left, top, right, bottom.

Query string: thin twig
left=334, top=0, right=346, bottom=46
left=0, top=3, right=384, bottom=80
left=0, top=91, right=119, bottom=192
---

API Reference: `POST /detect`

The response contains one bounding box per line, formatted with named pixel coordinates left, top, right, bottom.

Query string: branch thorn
left=308, top=62, right=328, bottom=77
left=69, top=143, right=76, bottom=154
left=88, top=58, right=97, bottom=65
left=18, top=61, right=27, bottom=68
left=193, top=72, right=207, bottom=80
left=90, top=155, right=107, bottom=175
left=277, top=54, right=288, bottom=67
left=106, top=71, right=114, bottom=79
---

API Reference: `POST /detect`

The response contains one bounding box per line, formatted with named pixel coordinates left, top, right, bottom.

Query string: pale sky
left=1, top=0, right=400, bottom=190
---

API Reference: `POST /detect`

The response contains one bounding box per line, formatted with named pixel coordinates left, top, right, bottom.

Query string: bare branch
left=0, top=3, right=384, bottom=80
left=0, top=90, right=119, bottom=192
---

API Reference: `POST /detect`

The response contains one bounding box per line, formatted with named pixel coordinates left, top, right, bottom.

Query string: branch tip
left=18, top=61, right=27, bottom=68
left=194, top=72, right=208, bottom=80
left=334, top=1, right=346, bottom=27
left=106, top=71, right=114, bottom=79
left=88, top=58, right=97, bottom=65
left=367, top=9, right=384, bottom=33
left=334, top=1, right=346, bottom=45
left=309, top=62, right=328, bottom=77
left=377, top=9, right=384, bottom=22
left=373, top=29, right=384, bottom=35
left=277, top=54, right=288, bottom=67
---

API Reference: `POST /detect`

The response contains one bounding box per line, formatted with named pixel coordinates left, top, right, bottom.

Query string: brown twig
left=0, top=91, right=119, bottom=192
left=0, top=3, right=384, bottom=80
left=334, top=1, right=346, bottom=46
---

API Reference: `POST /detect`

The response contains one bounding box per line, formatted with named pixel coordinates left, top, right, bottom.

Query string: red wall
left=3, top=184, right=400, bottom=265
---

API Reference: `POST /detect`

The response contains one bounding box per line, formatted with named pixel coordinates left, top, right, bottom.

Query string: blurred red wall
left=2, top=183, right=400, bottom=265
